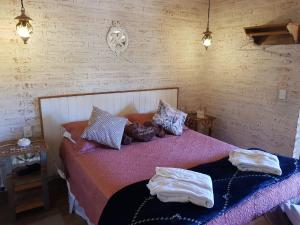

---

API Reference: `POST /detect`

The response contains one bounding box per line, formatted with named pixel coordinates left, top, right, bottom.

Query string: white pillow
left=81, top=107, right=127, bottom=150
left=153, top=100, right=187, bottom=136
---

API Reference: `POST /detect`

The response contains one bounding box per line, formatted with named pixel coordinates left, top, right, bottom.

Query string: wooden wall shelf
left=244, top=22, right=300, bottom=45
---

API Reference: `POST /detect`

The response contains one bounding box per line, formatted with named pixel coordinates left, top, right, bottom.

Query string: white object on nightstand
left=17, top=138, right=31, bottom=147
left=278, top=89, right=287, bottom=101
left=197, top=110, right=205, bottom=119
left=23, top=126, right=32, bottom=138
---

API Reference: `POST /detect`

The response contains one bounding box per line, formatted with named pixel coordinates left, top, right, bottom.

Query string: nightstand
left=185, top=112, right=216, bottom=137
left=0, top=138, right=49, bottom=219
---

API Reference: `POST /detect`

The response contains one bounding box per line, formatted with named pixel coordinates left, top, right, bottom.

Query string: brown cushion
left=125, top=122, right=156, bottom=142
left=62, top=120, right=88, bottom=142
left=125, top=112, right=155, bottom=124
left=121, top=133, right=133, bottom=145
left=143, top=121, right=166, bottom=138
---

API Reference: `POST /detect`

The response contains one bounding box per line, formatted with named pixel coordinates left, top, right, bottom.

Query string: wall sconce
left=15, top=0, right=33, bottom=44
left=202, top=0, right=212, bottom=49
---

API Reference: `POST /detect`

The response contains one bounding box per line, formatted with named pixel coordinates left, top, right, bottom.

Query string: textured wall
left=200, top=0, right=300, bottom=156
left=1, top=0, right=299, bottom=158
left=0, top=0, right=208, bottom=141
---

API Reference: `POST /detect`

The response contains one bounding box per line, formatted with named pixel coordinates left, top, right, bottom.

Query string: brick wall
left=200, top=0, right=300, bottom=156
left=1, top=0, right=299, bottom=157
left=0, top=0, right=208, bottom=141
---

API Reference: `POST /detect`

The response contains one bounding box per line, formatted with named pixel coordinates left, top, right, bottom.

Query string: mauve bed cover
left=60, top=129, right=300, bottom=225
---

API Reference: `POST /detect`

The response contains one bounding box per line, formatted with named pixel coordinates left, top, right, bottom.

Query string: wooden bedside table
left=0, top=138, right=49, bottom=219
left=185, top=112, right=216, bottom=137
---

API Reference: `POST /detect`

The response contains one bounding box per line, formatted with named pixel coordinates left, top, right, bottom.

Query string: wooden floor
left=0, top=179, right=86, bottom=225
left=0, top=179, right=292, bottom=225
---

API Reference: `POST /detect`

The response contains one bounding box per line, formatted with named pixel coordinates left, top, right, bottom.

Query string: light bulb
left=203, top=37, right=212, bottom=47
left=16, top=23, right=32, bottom=38
left=202, top=31, right=212, bottom=49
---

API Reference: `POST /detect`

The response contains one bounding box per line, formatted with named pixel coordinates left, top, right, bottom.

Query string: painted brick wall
left=0, top=0, right=208, bottom=141
left=200, top=0, right=300, bottom=156
left=1, top=0, right=299, bottom=158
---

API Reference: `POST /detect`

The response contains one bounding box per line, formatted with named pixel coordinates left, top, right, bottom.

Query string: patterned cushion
left=153, top=100, right=187, bottom=136
left=81, top=107, right=128, bottom=150
left=125, top=123, right=156, bottom=142
left=121, top=133, right=133, bottom=145
left=143, top=121, right=166, bottom=138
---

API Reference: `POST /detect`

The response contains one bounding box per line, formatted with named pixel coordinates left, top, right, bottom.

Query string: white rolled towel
left=229, top=148, right=282, bottom=176
left=147, top=167, right=214, bottom=208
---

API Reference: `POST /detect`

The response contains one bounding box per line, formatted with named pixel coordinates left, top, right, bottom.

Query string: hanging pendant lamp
left=202, top=0, right=212, bottom=49
left=15, top=0, right=33, bottom=44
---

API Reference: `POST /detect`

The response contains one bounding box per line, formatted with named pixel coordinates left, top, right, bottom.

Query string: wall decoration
left=106, top=21, right=129, bottom=56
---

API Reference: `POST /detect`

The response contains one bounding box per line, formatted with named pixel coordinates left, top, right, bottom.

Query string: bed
left=39, top=88, right=300, bottom=225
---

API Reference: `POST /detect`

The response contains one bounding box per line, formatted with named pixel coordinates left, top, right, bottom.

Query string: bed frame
left=38, top=87, right=179, bottom=176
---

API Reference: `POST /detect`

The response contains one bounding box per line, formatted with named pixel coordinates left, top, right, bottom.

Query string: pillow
left=143, top=121, right=166, bottom=138
left=81, top=107, right=128, bottom=150
left=62, top=120, right=102, bottom=153
left=153, top=100, right=187, bottom=136
left=125, top=122, right=156, bottom=142
left=126, top=112, right=155, bottom=124
left=62, top=120, right=88, bottom=142
left=121, top=133, right=133, bottom=145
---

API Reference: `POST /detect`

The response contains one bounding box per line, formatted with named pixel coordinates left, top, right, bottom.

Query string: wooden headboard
left=39, top=87, right=179, bottom=176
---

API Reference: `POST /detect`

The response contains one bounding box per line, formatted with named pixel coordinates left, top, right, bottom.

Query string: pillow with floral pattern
left=153, top=100, right=187, bottom=136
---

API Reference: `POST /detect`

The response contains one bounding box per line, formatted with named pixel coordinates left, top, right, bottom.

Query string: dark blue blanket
left=99, top=150, right=300, bottom=225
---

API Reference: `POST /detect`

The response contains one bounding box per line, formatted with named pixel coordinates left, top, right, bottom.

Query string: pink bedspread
left=60, top=130, right=300, bottom=225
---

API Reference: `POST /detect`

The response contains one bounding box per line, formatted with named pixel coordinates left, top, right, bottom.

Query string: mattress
left=60, top=129, right=300, bottom=225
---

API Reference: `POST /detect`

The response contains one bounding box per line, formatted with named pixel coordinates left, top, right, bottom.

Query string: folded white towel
left=147, top=167, right=214, bottom=208
left=229, top=148, right=282, bottom=176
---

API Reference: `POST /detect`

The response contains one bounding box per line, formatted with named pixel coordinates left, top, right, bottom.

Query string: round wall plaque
left=106, top=21, right=129, bottom=56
